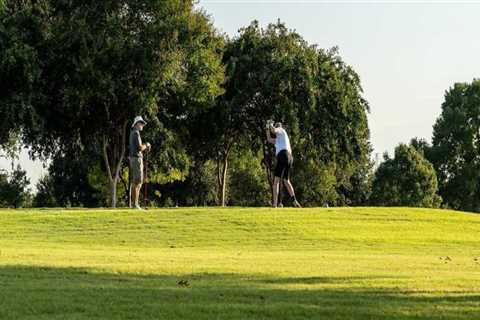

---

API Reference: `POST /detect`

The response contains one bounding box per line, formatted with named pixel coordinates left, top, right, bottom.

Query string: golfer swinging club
left=129, top=116, right=151, bottom=210
left=266, top=121, right=301, bottom=208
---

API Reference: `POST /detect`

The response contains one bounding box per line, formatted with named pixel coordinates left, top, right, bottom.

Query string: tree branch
left=102, top=135, right=113, bottom=183
left=114, top=121, right=128, bottom=181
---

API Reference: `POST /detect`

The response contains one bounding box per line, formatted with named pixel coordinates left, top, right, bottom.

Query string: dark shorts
left=274, top=150, right=293, bottom=180
left=129, top=156, right=144, bottom=185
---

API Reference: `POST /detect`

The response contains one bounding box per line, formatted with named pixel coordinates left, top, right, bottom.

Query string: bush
left=370, top=144, right=442, bottom=208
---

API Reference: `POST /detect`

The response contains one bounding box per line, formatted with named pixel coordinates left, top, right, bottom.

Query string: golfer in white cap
left=129, top=116, right=151, bottom=210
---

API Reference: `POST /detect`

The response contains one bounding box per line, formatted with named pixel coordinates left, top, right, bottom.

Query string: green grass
left=1, top=207, right=480, bottom=319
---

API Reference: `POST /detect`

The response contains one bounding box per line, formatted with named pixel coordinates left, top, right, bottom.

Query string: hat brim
left=132, top=120, right=147, bottom=128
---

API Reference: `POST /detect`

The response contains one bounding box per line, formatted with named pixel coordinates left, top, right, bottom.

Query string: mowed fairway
left=1, top=207, right=480, bottom=319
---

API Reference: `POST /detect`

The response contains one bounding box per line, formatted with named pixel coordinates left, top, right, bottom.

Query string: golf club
left=128, top=159, right=132, bottom=208
left=144, top=150, right=148, bottom=208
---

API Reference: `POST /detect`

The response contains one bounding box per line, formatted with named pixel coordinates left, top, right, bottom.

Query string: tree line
left=0, top=1, right=478, bottom=212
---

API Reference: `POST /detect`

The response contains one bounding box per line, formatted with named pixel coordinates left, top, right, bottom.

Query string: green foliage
left=87, top=164, right=127, bottom=207
left=0, top=164, right=31, bottom=208
left=2, top=0, right=225, bottom=207
left=141, top=121, right=191, bottom=185
left=0, top=132, right=21, bottom=160
left=157, top=160, right=218, bottom=207
left=220, top=21, right=371, bottom=206
left=0, top=0, right=44, bottom=146
left=45, top=151, right=100, bottom=207
left=228, top=149, right=270, bottom=206
left=3, top=6, right=374, bottom=208
left=294, top=161, right=338, bottom=207
left=33, top=174, right=57, bottom=207
left=371, top=144, right=441, bottom=208
left=430, top=80, right=480, bottom=212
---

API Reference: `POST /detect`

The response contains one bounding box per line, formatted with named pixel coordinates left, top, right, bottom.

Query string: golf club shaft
left=144, top=153, right=148, bottom=207
left=128, top=158, right=132, bottom=208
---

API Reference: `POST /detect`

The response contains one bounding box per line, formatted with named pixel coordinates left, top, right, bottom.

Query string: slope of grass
left=0, top=207, right=479, bottom=319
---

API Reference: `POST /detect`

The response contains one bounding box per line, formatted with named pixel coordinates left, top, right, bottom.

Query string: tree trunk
left=216, top=158, right=222, bottom=206
left=262, top=143, right=275, bottom=205
left=216, top=143, right=232, bottom=207
left=118, top=161, right=130, bottom=205
left=109, top=179, right=117, bottom=208
left=220, top=156, right=228, bottom=207
left=102, top=121, right=128, bottom=208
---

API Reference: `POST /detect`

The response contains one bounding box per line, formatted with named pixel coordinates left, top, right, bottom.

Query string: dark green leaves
left=371, top=144, right=441, bottom=208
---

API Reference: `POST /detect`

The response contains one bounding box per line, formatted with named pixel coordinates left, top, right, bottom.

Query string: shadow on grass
left=0, top=265, right=479, bottom=320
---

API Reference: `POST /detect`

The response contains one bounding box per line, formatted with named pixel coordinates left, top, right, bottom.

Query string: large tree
left=430, top=80, right=480, bottom=211
left=218, top=21, right=371, bottom=206
left=225, top=22, right=313, bottom=201
left=370, top=144, right=441, bottom=208
left=2, top=0, right=224, bottom=207
left=185, top=92, right=246, bottom=206
left=296, top=46, right=372, bottom=206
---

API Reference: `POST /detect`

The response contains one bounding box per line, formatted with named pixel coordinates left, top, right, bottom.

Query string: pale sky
left=1, top=1, right=479, bottom=189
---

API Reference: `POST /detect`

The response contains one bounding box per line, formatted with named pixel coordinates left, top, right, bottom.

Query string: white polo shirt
left=274, top=128, right=292, bottom=155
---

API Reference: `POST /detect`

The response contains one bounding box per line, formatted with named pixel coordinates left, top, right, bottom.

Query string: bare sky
left=2, top=0, right=479, bottom=189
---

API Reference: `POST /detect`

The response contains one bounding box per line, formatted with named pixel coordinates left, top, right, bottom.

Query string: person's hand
left=266, top=120, right=274, bottom=130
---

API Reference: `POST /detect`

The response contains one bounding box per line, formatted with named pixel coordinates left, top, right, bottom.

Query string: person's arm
left=266, top=128, right=276, bottom=144
left=143, top=142, right=151, bottom=152
left=139, top=137, right=152, bottom=153
left=134, top=131, right=149, bottom=152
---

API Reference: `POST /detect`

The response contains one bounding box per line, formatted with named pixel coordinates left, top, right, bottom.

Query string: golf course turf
left=0, top=207, right=479, bottom=319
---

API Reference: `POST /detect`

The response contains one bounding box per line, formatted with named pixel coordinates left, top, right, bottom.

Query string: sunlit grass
left=1, top=207, right=479, bottom=319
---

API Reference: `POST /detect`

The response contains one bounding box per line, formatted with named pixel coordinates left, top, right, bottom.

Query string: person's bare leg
left=283, top=179, right=295, bottom=197
left=130, top=184, right=136, bottom=208
left=137, top=184, right=142, bottom=205
left=272, top=177, right=281, bottom=208
left=133, top=184, right=142, bottom=208
left=283, top=179, right=301, bottom=207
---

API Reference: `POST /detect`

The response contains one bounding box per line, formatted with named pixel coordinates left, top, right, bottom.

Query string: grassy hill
left=0, top=207, right=479, bottom=319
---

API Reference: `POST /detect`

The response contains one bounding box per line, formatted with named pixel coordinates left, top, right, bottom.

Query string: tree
left=0, top=170, right=8, bottom=206
left=4, top=0, right=224, bottom=207
left=228, top=148, right=270, bottom=206
left=220, top=21, right=313, bottom=202
left=0, top=164, right=31, bottom=208
left=219, top=21, right=372, bottom=206
left=370, top=144, right=441, bottom=208
left=33, top=174, right=57, bottom=207
left=151, top=159, right=218, bottom=207
left=295, top=46, right=372, bottom=206
left=48, top=150, right=100, bottom=207
left=138, top=117, right=192, bottom=206
left=185, top=99, right=243, bottom=206
left=430, top=80, right=480, bottom=211
left=409, top=137, right=433, bottom=158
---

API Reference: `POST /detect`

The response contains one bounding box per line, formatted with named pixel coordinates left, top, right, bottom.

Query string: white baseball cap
left=132, top=116, right=147, bottom=128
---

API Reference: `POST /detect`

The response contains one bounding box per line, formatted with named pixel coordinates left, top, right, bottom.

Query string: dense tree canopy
left=1, top=0, right=225, bottom=207
left=370, top=144, right=441, bottom=208
left=429, top=80, right=480, bottom=212
left=0, top=1, right=42, bottom=146
left=2, top=3, right=374, bottom=208
left=218, top=21, right=371, bottom=206
left=0, top=164, right=31, bottom=208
